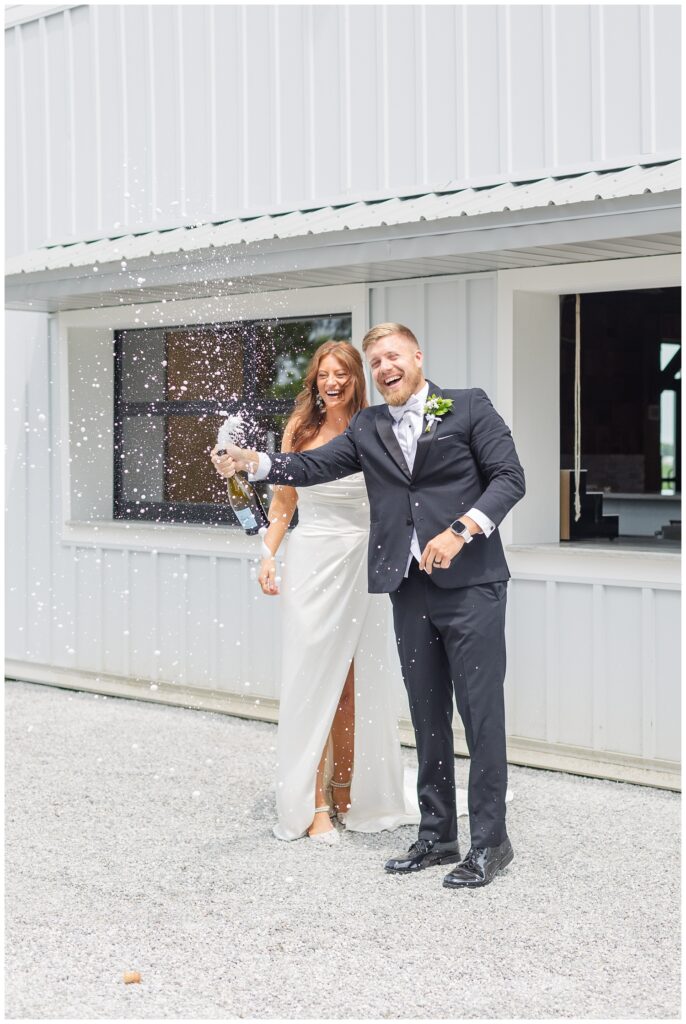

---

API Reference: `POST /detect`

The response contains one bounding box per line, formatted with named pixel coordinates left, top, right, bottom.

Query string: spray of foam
left=217, top=414, right=245, bottom=449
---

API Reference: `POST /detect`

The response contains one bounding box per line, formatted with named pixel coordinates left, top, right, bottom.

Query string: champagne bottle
left=216, top=415, right=269, bottom=536
left=223, top=469, right=269, bottom=535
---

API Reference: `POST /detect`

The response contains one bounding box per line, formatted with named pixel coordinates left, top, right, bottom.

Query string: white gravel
left=5, top=679, right=681, bottom=1019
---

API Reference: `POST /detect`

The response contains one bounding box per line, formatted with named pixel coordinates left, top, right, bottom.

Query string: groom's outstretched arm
left=468, top=388, right=526, bottom=525
left=261, top=416, right=362, bottom=486
left=213, top=412, right=363, bottom=488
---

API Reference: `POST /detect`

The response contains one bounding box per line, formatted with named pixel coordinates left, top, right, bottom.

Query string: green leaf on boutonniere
left=423, top=395, right=454, bottom=432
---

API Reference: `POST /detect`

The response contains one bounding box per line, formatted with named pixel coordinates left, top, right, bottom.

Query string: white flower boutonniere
left=423, top=394, right=454, bottom=432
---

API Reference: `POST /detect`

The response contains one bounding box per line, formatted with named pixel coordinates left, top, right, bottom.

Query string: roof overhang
left=5, top=163, right=681, bottom=313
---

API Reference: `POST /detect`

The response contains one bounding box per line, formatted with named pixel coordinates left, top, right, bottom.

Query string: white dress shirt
left=249, top=382, right=495, bottom=571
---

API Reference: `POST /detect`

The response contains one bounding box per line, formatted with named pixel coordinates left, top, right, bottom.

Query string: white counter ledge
left=506, top=540, right=680, bottom=588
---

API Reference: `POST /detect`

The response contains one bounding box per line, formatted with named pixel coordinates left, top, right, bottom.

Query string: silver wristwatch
left=449, top=519, right=473, bottom=544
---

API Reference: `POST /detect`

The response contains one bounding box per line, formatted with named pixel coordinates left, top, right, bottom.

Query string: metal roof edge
left=5, top=160, right=683, bottom=276
left=4, top=4, right=84, bottom=28
left=6, top=157, right=681, bottom=260
left=5, top=193, right=680, bottom=296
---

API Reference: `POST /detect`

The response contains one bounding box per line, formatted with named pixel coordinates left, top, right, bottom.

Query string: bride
left=216, top=340, right=419, bottom=844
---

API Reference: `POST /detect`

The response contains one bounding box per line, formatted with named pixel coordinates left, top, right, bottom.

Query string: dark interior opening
left=559, top=287, right=681, bottom=546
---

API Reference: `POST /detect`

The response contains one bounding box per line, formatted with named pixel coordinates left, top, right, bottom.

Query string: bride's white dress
left=272, top=472, right=420, bottom=840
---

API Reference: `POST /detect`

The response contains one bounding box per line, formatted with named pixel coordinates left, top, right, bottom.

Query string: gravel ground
left=5, top=678, right=681, bottom=1020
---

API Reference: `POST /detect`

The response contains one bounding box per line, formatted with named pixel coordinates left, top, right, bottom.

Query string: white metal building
left=5, top=4, right=681, bottom=789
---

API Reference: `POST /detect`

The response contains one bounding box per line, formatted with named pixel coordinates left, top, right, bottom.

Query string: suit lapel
left=411, top=380, right=442, bottom=481
left=375, top=408, right=412, bottom=480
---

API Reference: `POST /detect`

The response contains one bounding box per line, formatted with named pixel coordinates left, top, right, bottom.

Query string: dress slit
left=319, top=655, right=355, bottom=811
left=271, top=473, right=420, bottom=841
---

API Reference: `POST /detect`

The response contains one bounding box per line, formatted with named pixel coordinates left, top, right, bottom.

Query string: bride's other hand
left=258, top=556, right=280, bottom=595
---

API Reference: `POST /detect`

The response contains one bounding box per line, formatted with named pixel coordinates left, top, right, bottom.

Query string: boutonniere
left=423, top=394, right=453, bottom=432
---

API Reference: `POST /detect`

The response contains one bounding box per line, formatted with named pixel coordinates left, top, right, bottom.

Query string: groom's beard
left=378, top=366, right=425, bottom=407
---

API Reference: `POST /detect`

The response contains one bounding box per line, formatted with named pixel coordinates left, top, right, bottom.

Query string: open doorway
left=560, top=287, right=681, bottom=546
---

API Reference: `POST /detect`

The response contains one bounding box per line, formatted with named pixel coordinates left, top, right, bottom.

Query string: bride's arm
left=258, top=425, right=298, bottom=596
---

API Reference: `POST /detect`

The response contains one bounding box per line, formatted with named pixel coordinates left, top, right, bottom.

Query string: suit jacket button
left=406, top=518, right=412, bottom=525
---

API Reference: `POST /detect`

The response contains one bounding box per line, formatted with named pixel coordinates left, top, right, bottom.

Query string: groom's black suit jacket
left=266, top=382, right=525, bottom=594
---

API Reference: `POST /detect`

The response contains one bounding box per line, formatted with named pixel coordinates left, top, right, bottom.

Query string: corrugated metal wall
left=5, top=310, right=283, bottom=696
left=5, top=3, right=681, bottom=257
left=508, top=577, right=680, bottom=765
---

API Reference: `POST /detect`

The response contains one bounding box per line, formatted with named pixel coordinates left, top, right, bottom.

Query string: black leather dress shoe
left=442, top=837, right=514, bottom=889
left=385, top=838, right=461, bottom=874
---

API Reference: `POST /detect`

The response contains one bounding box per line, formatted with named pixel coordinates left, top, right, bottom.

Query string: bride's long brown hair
left=287, top=341, right=368, bottom=452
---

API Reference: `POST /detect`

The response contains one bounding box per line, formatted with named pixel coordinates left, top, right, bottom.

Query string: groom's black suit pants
left=390, top=560, right=508, bottom=849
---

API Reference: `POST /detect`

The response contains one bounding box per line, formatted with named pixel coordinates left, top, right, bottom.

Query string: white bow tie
left=388, top=393, right=424, bottom=422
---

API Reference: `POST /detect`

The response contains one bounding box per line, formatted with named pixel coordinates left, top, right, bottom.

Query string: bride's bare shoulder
left=281, top=420, right=298, bottom=453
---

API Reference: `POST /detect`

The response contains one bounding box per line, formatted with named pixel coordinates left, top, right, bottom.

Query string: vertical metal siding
left=5, top=4, right=681, bottom=257
left=421, top=5, right=457, bottom=185
left=69, top=7, right=95, bottom=236
left=94, top=5, right=126, bottom=233
left=603, top=5, right=643, bottom=159
left=102, top=549, right=128, bottom=678
left=5, top=28, right=23, bottom=253
left=242, top=5, right=274, bottom=211
left=369, top=275, right=497, bottom=394
left=508, top=5, right=546, bottom=173
left=653, top=4, right=681, bottom=153
left=507, top=576, right=680, bottom=762
left=555, top=6, right=594, bottom=167
left=464, top=5, right=500, bottom=180
left=347, top=6, right=379, bottom=198
left=654, top=589, right=681, bottom=762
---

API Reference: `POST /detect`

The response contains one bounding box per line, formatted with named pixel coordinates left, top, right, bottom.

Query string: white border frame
left=495, top=254, right=681, bottom=562
left=57, top=283, right=369, bottom=554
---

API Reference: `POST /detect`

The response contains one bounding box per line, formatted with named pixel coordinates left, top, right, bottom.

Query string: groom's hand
left=419, top=529, right=464, bottom=574
left=211, top=444, right=260, bottom=477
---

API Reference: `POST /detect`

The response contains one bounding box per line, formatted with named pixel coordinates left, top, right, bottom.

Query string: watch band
left=449, top=519, right=473, bottom=543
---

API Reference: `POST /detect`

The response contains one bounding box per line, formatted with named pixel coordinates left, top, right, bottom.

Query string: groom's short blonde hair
left=362, top=322, right=419, bottom=353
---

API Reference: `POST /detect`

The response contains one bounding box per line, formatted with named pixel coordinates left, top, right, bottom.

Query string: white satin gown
left=272, top=473, right=421, bottom=840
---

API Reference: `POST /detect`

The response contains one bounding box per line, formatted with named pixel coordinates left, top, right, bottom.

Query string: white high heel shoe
left=308, top=805, right=340, bottom=845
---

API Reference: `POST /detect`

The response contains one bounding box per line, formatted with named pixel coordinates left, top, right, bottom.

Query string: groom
left=214, top=323, right=525, bottom=889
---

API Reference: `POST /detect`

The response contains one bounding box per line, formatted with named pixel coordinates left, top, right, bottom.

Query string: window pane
left=660, top=389, right=676, bottom=494
left=165, top=327, right=243, bottom=402
left=120, top=415, right=166, bottom=502
left=252, top=316, right=352, bottom=401
left=164, top=413, right=228, bottom=504
left=120, top=413, right=228, bottom=507
left=120, top=329, right=167, bottom=402
left=120, top=326, right=244, bottom=404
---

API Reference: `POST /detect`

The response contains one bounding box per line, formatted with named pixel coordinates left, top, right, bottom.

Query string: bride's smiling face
left=316, top=354, right=353, bottom=411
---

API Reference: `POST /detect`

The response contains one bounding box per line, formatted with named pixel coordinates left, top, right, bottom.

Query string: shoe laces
left=408, top=839, right=433, bottom=856
left=461, top=847, right=482, bottom=873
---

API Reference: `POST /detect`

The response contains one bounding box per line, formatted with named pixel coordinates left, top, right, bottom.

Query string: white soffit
left=6, top=160, right=681, bottom=276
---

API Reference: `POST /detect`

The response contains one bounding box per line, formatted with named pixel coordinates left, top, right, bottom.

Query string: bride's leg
left=308, top=742, right=335, bottom=836
left=330, top=659, right=355, bottom=814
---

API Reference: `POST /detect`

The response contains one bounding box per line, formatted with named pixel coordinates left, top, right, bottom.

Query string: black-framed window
left=113, top=314, right=352, bottom=524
